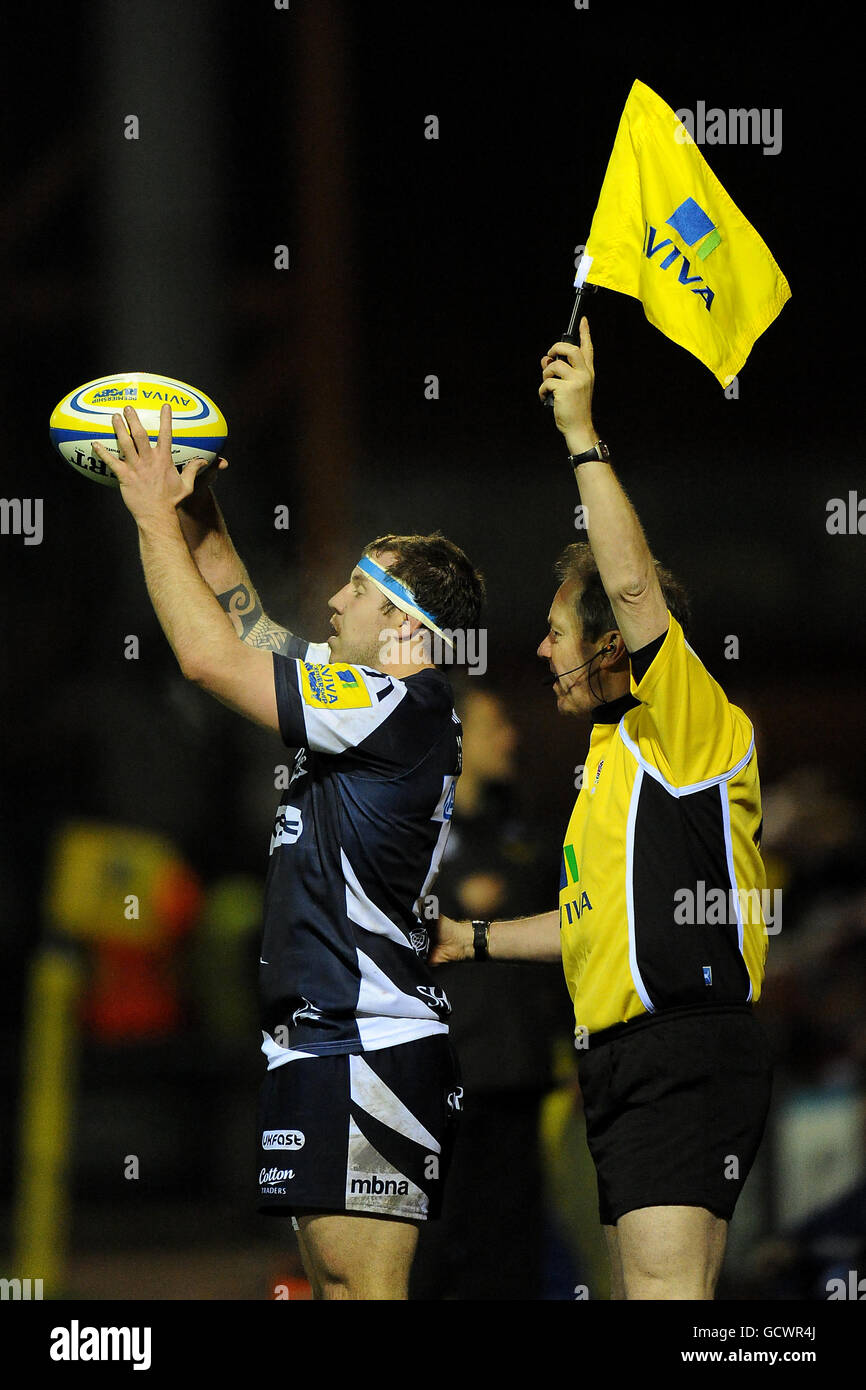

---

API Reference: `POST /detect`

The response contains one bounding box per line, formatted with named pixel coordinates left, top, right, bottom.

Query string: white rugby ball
left=49, top=372, right=228, bottom=488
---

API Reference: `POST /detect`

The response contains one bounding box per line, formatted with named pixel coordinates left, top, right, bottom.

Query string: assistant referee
left=433, top=317, right=773, bottom=1300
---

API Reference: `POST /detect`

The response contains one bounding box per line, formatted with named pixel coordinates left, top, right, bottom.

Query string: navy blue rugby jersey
left=259, top=637, right=462, bottom=1069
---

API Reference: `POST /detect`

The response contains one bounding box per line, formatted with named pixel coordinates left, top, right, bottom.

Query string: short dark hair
left=553, top=542, right=691, bottom=641
left=363, top=530, right=485, bottom=634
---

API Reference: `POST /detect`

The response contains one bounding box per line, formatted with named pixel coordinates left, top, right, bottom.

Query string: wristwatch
left=471, top=920, right=490, bottom=961
left=568, top=439, right=610, bottom=465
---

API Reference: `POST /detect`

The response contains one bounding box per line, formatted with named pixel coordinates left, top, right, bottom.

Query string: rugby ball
left=49, top=372, right=228, bottom=488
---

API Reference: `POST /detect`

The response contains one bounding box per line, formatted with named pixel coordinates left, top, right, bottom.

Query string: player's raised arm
left=177, top=470, right=295, bottom=655
left=539, top=317, right=669, bottom=653
left=93, top=406, right=280, bottom=732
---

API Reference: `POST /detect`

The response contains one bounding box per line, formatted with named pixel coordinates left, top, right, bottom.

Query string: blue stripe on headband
left=357, top=555, right=441, bottom=630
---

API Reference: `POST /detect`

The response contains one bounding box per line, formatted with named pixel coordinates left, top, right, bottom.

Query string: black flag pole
left=543, top=279, right=596, bottom=408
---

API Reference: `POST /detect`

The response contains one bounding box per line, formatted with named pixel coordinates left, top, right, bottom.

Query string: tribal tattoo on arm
left=217, top=583, right=294, bottom=654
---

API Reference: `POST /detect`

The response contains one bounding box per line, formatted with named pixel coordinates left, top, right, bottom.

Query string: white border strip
left=618, top=719, right=755, bottom=798
left=625, top=766, right=656, bottom=1013
left=718, top=781, right=752, bottom=1001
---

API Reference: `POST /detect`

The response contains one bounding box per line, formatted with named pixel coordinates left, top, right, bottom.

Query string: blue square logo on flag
left=667, top=197, right=722, bottom=261
left=667, top=197, right=714, bottom=245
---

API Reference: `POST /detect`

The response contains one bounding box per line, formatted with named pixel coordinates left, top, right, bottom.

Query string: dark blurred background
left=1, top=0, right=864, bottom=1300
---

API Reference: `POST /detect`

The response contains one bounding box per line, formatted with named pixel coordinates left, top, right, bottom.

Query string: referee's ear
left=598, top=631, right=628, bottom=666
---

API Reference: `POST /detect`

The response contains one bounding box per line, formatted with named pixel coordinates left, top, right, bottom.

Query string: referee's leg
left=294, top=1212, right=419, bottom=1300
left=603, top=1225, right=625, bottom=1300
left=608, top=1206, right=727, bottom=1300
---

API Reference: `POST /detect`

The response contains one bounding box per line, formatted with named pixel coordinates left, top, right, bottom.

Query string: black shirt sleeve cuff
left=283, top=634, right=309, bottom=661
left=627, top=630, right=666, bottom=684
left=273, top=653, right=305, bottom=747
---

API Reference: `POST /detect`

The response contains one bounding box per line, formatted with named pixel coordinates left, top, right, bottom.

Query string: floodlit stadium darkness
left=1, top=0, right=864, bottom=1307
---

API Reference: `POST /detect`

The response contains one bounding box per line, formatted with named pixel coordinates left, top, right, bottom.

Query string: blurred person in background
left=743, top=769, right=866, bottom=1297
left=410, top=683, right=571, bottom=1300
left=749, top=1064, right=866, bottom=1300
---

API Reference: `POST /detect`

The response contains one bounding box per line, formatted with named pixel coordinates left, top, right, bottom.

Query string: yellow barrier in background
left=13, top=943, right=85, bottom=1295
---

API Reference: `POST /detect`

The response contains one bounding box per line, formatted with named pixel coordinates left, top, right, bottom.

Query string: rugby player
left=432, top=318, right=773, bottom=1300
left=92, top=411, right=483, bottom=1300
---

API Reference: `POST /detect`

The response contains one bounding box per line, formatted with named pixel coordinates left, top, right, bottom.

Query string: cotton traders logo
left=259, top=1166, right=294, bottom=1194
left=644, top=197, right=720, bottom=311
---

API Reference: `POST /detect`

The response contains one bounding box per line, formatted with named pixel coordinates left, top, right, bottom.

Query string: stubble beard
left=332, top=630, right=386, bottom=671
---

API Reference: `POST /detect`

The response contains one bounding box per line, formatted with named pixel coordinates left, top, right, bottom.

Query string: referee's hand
left=429, top=914, right=473, bottom=965
left=539, top=315, right=597, bottom=452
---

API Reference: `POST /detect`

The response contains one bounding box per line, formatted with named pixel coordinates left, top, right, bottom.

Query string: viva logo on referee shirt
left=561, top=843, right=593, bottom=923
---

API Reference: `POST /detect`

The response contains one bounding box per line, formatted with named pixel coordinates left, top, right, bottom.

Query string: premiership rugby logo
left=299, top=663, right=372, bottom=710
left=305, top=664, right=337, bottom=703
left=91, top=386, right=136, bottom=401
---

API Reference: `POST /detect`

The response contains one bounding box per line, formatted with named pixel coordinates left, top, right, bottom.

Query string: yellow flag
left=579, top=80, right=791, bottom=385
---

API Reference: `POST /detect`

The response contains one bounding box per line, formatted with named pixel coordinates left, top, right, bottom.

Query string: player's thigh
left=616, top=1204, right=727, bottom=1300
left=603, top=1224, right=625, bottom=1300
left=295, top=1211, right=419, bottom=1298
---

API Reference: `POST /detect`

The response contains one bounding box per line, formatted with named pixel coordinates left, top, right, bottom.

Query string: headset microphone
left=542, top=640, right=617, bottom=688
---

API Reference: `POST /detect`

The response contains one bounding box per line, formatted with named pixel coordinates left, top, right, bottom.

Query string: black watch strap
left=472, top=920, right=490, bottom=961
left=568, top=439, right=610, bottom=465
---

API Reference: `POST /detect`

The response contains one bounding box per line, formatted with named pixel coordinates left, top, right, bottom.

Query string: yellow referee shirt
left=559, top=614, right=767, bottom=1039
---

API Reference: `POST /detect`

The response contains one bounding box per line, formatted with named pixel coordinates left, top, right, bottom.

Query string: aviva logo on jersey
left=300, top=663, right=372, bottom=709
left=560, top=843, right=592, bottom=926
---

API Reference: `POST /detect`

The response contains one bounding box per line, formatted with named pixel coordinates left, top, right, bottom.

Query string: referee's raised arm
left=539, top=317, right=669, bottom=654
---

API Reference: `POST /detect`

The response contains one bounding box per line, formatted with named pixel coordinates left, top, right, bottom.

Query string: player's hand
left=178, top=455, right=229, bottom=518
left=91, top=404, right=221, bottom=522
left=538, top=315, right=598, bottom=454
left=429, top=914, right=473, bottom=966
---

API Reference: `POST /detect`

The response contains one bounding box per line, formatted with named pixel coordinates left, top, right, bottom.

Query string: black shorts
left=256, top=1033, right=462, bottom=1222
left=577, top=1005, right=773, bottom=1226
